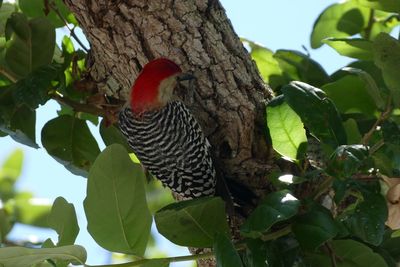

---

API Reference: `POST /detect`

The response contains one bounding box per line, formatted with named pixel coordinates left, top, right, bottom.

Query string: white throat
left=157, top=75, right=178, bottom=105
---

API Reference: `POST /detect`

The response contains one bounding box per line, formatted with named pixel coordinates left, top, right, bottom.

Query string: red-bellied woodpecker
left=118, top=58, right=216, bottom=199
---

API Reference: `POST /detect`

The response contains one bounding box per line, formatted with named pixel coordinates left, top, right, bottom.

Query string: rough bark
left=64, top=0, right=276, bottom=265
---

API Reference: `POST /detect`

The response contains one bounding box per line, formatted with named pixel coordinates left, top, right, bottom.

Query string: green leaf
left=292, top=207, right=339, bottom=251
left=12, top=64, right=62, bottom=109
left=0, top=245, right=87, bottom=267
left=274, top=49, right=330, bottom=87
left=243, top=239, right=268, bottom=267
left=19, top=0, right=78, bottom=28
left=356, top=0, right=400, bottom=12
left=5, top=14, right=55, bottom=78
left=341, top=67, right=385, bottom=110
left=84, top=144, right=151, bottom=255
left=0, top=209, right=12, bottom=242
left=5, top=192, right=52, bottom=228
left=266, top=96, right=307, bottom=161
left=306, top=239, right=388, bottom=267
left=244, top=39, right=287, bottom=90
left=326, top=145, right=368, bottom=179
left=241, top=190, right=299, bottom=238
left=214, top=233, right=243, bottom=267
left=345, top=193, right=387, bottom=246
left=41, top=115, right=100, bottom=177
left=373, top=33, right=400, bottom=107
left=99, top=119, right=132, bottom=151
left=0, top=3, right=17, bottom=36
left=282, top=81, right=347, bottom=148
left=0, top=149, right=23, bottom=200
left=48, top=197, right=79, bottom=246
left=322, top=75, right=377, bottom=116
left=323, top=38, right=373, bottom=60
left=0, top=103, right=38, bottom=148
left=343, top=119, right=362, bottom=144
left=311, top=2, right=369, bottom=48
left=155, top=197, right=229, bottom=248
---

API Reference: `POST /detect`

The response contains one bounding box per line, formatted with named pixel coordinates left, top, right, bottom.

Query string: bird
left=118, top=58, right=217, bottom=199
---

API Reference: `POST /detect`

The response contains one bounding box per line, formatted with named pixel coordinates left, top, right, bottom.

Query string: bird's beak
left=176, top=72, right=196, bottom=82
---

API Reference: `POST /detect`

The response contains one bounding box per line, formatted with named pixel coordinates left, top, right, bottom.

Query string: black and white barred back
left=118, top=101, right=216, bottom=198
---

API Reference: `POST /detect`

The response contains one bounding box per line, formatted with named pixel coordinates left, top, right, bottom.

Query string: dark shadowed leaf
left=305, top=239, right=388, bottom=267
left=241, top=190, right=299, bottom=238
left=41, top=115, right=100, bottom=177
left=266, top=96, right=307, bottom=161
left=292, top=207, right=339, bottom=251
left=155, top=197, right=229, bottom=248
left=326, top=145, right=368, bottom=179
left=311, top=2, right=369, bottom=48
left=274, top=49, right=329, bottom=87
left=0, top=102, right=38, bottom=148
left=323, top=38, right=373, bottom=60
left=48, top=197, right=79, bottom=246
left=84, top=144, right=151, bottom=255
left=214, top=233, right=243, bottom=267
left=282, top=81, right=347, bottom=148
left=12, top=64, right=62, bottom=109
left=345, top=193, right=387, bottom=246
left=99, top=119, right=132, bottom=152
left=373, top=33, right=400, bottom=107
left=0, top=245, right=86, bottom=267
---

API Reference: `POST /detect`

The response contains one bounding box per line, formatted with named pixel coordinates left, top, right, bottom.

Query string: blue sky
left=1, top=1, right=355, bottom=266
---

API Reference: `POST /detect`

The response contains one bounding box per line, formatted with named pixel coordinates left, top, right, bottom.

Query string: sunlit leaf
left=311, top=2, right=369, bottom=48
left=323, top=38, right=373, bottom=60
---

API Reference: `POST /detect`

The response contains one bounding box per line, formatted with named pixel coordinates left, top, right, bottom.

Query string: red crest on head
left=130, top=58, right=182, bottom=114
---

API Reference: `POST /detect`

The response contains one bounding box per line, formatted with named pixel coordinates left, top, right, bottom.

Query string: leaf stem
left=85, top=251, right=215, bottom=267
left=261, top=225, right=292, bottom=241
left=49, top=1, right=89, bottom=52
left=0, top=67, right=18, bottom=83
left=364, top=9, right=375, bottom=41
left=361, top=96, right=392, bottom=146
left=51, top=93, right=110, bottom=118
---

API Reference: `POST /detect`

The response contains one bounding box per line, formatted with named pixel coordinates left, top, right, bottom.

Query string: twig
left=48, top=1, right=89, bottom=52
left=361, top=97, right=392, bottom=146
left=364, top=9, right=375, bottom=41
left=261, top=225, right=292, bottom=241
left=0, top=67, right=17, bottom=83
left=51, top=93, right=108, bottom=117
left=325, top=243, right=337, bottom=267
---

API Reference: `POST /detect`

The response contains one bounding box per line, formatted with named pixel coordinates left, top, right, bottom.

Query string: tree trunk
left=64, top=0, right=276, bottom=265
